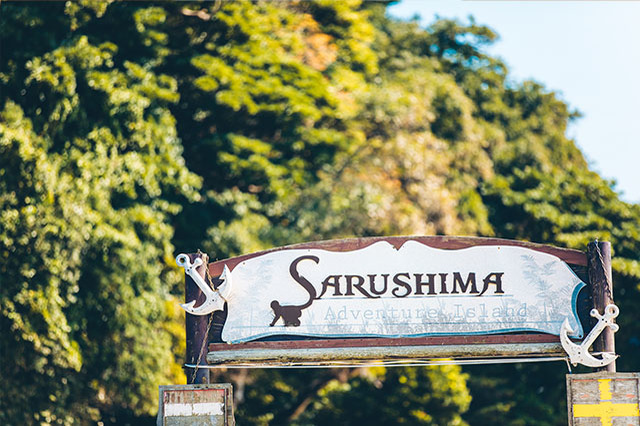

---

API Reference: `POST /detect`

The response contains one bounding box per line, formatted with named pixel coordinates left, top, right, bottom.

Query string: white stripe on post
left=164, top=402, right=224, bottom=416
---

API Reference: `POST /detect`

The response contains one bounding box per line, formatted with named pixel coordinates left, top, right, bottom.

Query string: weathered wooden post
left=564, top=241, right=639, bottom=426
left=567, top=372, right=640, bottom=425
left=157, top=252, right=236, bottom=425
left=587, top=241, right=615, bottom=373
left=158, top=384, right=234, bottom=425
left=184, top=252, right=210, bottom=384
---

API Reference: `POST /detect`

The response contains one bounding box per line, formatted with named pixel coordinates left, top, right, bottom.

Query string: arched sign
left=179, top=237, right=601, bottom=367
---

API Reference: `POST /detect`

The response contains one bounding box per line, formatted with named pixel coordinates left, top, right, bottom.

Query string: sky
left=387, top=1, right=640, bottom=204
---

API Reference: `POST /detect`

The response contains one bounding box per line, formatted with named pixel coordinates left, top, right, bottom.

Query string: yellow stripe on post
left=598, top=379, right=612, bottom=400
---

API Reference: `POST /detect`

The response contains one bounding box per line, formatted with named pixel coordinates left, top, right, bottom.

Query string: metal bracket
left=560, top=304, right=619, bottom=367
left=176, top=253, right=232, bottom=316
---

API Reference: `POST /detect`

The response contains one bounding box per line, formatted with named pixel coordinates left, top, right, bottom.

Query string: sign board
left=567, top=373, right=640, bottom=425
left=178, top=236, right=593, bottom=366
left=157, top=384, right=234, bottom=426
left=209, top=240, right=585, bottom=343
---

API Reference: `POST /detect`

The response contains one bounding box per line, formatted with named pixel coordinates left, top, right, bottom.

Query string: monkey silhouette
left=270, top=255, right=319, bottom=327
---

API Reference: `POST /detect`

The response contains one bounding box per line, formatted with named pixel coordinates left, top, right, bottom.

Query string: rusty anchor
left=560, top=304, right=619, bottom=367
left=176, top=253, right=232, bottom=315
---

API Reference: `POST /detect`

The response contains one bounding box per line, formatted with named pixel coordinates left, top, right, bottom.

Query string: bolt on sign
left=177, top=236, right=601, bottom=366
left=567, top=373, right=640, bottom=426
left=157, top=384, right=234, bottom=426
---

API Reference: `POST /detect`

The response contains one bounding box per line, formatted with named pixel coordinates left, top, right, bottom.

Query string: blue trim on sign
left=225, top=322, right=581, bottom=344
left=569, top=274, right=587, bottom=339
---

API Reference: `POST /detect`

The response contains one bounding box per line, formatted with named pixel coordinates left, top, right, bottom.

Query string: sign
left=567, top=373, right=640, bottom=426
left=157, top=384, right=234, bottom=426
left=203, top=240, right=585, bottom=343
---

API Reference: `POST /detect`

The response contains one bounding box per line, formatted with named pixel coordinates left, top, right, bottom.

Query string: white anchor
left=176, top=253, right=232, bottom=315
left=560, top=304, right=619, bottom=367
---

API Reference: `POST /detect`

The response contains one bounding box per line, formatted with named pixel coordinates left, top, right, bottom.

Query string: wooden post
left=185, top=252, right=211, bottom=384
left=567, top=372, right=640, bottom=425
left=158, top=384, right=235, bottom=425
left=587, top=241, right=615, bottom=372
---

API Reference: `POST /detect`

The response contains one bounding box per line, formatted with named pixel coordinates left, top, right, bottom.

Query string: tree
left=1, top=3, right=199, bottom=423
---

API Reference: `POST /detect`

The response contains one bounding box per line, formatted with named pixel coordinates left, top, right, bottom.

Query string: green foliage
left=301, top=366, right=470, bottom=425
left=2, top=1, right=640, bottom=425
left=1, top=4, right=199, bottom=423
left=216, top=365, right=469, bottom=426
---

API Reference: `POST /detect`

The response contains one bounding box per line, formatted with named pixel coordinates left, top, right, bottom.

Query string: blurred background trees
left=1, top=1, right=638, bottom=424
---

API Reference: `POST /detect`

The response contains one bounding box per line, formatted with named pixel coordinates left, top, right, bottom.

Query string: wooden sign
left=567, top=373, right=640, bottom=425
left=192, top=239, right=585, bottom=343
left=179, top=236, right=594, bottom=366
left=157, top=384, right=234, bottom=426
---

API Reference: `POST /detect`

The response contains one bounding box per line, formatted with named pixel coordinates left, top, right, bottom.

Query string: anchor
left=560, top=304, right=619, bottom=367
left=176, top=253, right=232, bottom=315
